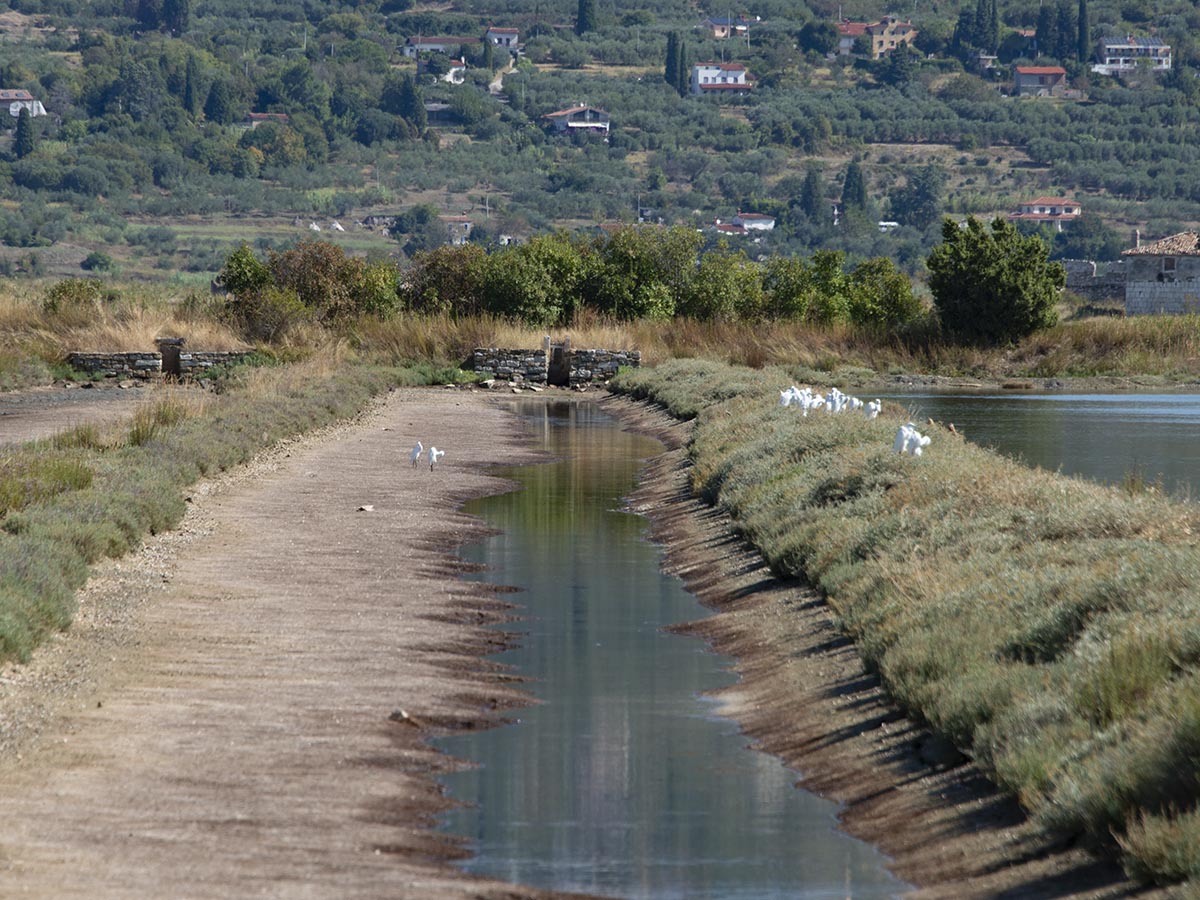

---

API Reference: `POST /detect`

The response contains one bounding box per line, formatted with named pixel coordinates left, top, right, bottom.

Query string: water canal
left=437, top=400, right=907, bottom=900
left=879, top=391, right=1200, bottom=498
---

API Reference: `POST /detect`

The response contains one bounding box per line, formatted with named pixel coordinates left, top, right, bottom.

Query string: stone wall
left=567, top=349, right=641, bottom=386
left=66, top=352, right=162, bottom=379
left=1125, top=256, right=1200, bottom=315
left=471, top=347, right=640, bottom=385
left=470, top=348, right=549, bottom=383
left=66, top=350, right=253, bottom=379
left=1063, top=258, right=1126, bottom=303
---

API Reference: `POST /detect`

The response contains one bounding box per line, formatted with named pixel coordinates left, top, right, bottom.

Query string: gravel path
left=0, top=387, right=602, bottom=900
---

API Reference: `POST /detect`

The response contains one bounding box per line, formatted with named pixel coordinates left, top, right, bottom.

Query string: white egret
left=428, top=446, right=446, bottom=470
left=865, top=400, right=882, bottom=420
left=410, top=440, right=424, bottom=467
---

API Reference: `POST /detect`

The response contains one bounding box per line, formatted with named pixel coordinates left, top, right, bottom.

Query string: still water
left=881, top=392, right=1200, bottom=499
left=437, top=401, right=906, bottom=900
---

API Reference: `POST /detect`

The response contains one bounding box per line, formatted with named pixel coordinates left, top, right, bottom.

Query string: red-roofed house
left=1008, top=197, right=1082, bottom=231
left=542, top=105, right=610, bottom=134
left=1124, top=232, right=1200, bottom=315
left=1014, top=65, right=1068, bottom=96
left=836, top=21, right=868, bottom=55
left=690, top=62, right=752, bottom=95
left=485, top=26, right=520, bottom=48
left=0, top=89, right=46, bottom=117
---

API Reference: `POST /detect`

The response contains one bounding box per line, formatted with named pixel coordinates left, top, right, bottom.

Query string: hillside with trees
left=0, top=0, right=1197, bottom=281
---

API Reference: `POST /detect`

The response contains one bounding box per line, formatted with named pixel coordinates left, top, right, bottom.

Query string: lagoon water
left=880, top=392, right=1200, bottom=499
left=437, top=401, right=907, bottom=900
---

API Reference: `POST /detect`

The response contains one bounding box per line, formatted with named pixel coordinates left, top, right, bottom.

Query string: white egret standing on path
left=427, top=446, right=446, bottom=471
left=410, top=440, right=423, bottom=467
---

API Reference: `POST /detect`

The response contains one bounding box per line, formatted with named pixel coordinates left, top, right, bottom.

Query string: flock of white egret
left=409, top=440, right=446, bottom=471
left=778, top=385, right=932, bottom=457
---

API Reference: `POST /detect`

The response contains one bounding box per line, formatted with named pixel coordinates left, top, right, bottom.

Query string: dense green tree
left=927, top=216, right=1064, bottom=344
left=798, top=21, right=838, bottom=56
left=1035, top=5, right=1056, bottom=58
left=203, top=77, right=239, bottom=124
left=890, top=162, right=945, bottom=230
left=13, top=108, right=35, bottom=160
left=799, top=167, right=824, bottom=221
left=675, top=36, right=688, bottom=97
left=846, top=257, right=921, bottom=326
left=1054, top=0, right=1075, bottom=59
left=1076, top=0, right=1089, bottom=62
left=575, top=0, right=596, bottom=36
left=1053, top=213, right=1126, bottom=261
left=678, top=242, right=763, bottom=320
left=841, top=159, right=867, bottom=212
left=162, top=0, right=189, bottom=34
left=879, top=44, right=918, bottom=86
left=182, top=54, right=201, bottom=116
left=664, top=31, right=679, bottom=89
left=973, top=0, right=998, bottom=54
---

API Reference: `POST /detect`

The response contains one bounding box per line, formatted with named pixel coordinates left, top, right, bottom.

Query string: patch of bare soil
left=0, top=387, right=604, bottom=900
left=604, top=394, right=1166, bottom=900
left=0, top=383, right=152, bottom=446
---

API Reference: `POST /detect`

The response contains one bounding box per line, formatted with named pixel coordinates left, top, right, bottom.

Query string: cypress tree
left=13, top=107, right=34, bottom=160
left=183, top=54, right=201, bottom=115
left=1077, top=0, right=1089, bottom=62
left=841, top=159, right=867, bottom=211
left=163, top=0, right=189, bottom=34
left=675, top=36, right=689, bottom=96
left=575, top=0, right=595, bottom=36
left=799, top=167, right=824, bottom=221
left=398, top=73, right=426, bottom=130
left=664, top=32, right=678, bottom=89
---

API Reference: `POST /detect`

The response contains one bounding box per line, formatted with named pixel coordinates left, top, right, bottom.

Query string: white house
left=732, top=211, right=775, bottom=231
left=1092, top=35, right=1171, bottom=75
left=485, top=26, right=519, bottom=48
left=542, top=105, right=610, bottom=134
left=690, top=62, right=752, bottom=95
left=1008, top=197, right=1082, bottom=231
left=439, top=214, right=473, bottom=245
left=402, top=35, right=480, bottom=58
left=0, top=89, right=47, bottom=118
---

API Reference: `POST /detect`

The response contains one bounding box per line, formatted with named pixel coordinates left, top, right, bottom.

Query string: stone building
left=1123, top=232, right=1200, bottom=315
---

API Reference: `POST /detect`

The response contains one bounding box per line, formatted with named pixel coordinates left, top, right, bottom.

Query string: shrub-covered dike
left=610, top=358, right=1200, bottom=892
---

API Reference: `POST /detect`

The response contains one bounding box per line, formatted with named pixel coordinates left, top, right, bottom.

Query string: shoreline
left=604, top=393, right=1162, bottom=899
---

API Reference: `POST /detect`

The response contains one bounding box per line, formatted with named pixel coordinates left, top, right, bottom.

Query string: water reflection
left=437, top=401, right=905, bottom=900
left=881, top=392, right=1200, bottom=498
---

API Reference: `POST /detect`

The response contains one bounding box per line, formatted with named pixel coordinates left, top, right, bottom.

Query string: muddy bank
left=604, top=394, right=1162, bottom=900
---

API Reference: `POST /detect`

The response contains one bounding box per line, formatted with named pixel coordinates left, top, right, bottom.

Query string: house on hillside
left=1092, top=35, right=1171, bottom=75
left=690, top=62, right=752, bottom=95
left=439, top=214, right=473, bottom=245
left=241, top=112, right=289, bottom=129
left=1123, top=231, right=1200, bottom=315
left=542, top=105, right=610, bottom=135
left=485, top=25, right=519, bottom=48
left=1008, top=197, right=1082, bottom=231
left=836, top=21, right=868, bottom=56
left=1013, top=65, right=1067, bottom=96
left=701, top=15, right=754, bottom=39
left=866, top=16, right=918, bottom=59
left=0, top=89, right=46, bottom=117
left=418, top=56, right=468, bottom=84
left=402, top=35, right=481, bottom=58
left=732, top=211, right=775, bottom=231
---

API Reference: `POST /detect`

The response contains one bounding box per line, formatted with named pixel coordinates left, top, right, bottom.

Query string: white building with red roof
left=542, top=105, right=610, bottom=134
left=0, top=89, right=46, bottom=117
left=690, top=62, right=752, bottom=95
left=1008, top=197, right=1082, bottom=231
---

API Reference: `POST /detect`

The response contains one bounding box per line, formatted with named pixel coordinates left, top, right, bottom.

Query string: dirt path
left=0, top=387, right=602, bottom=900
